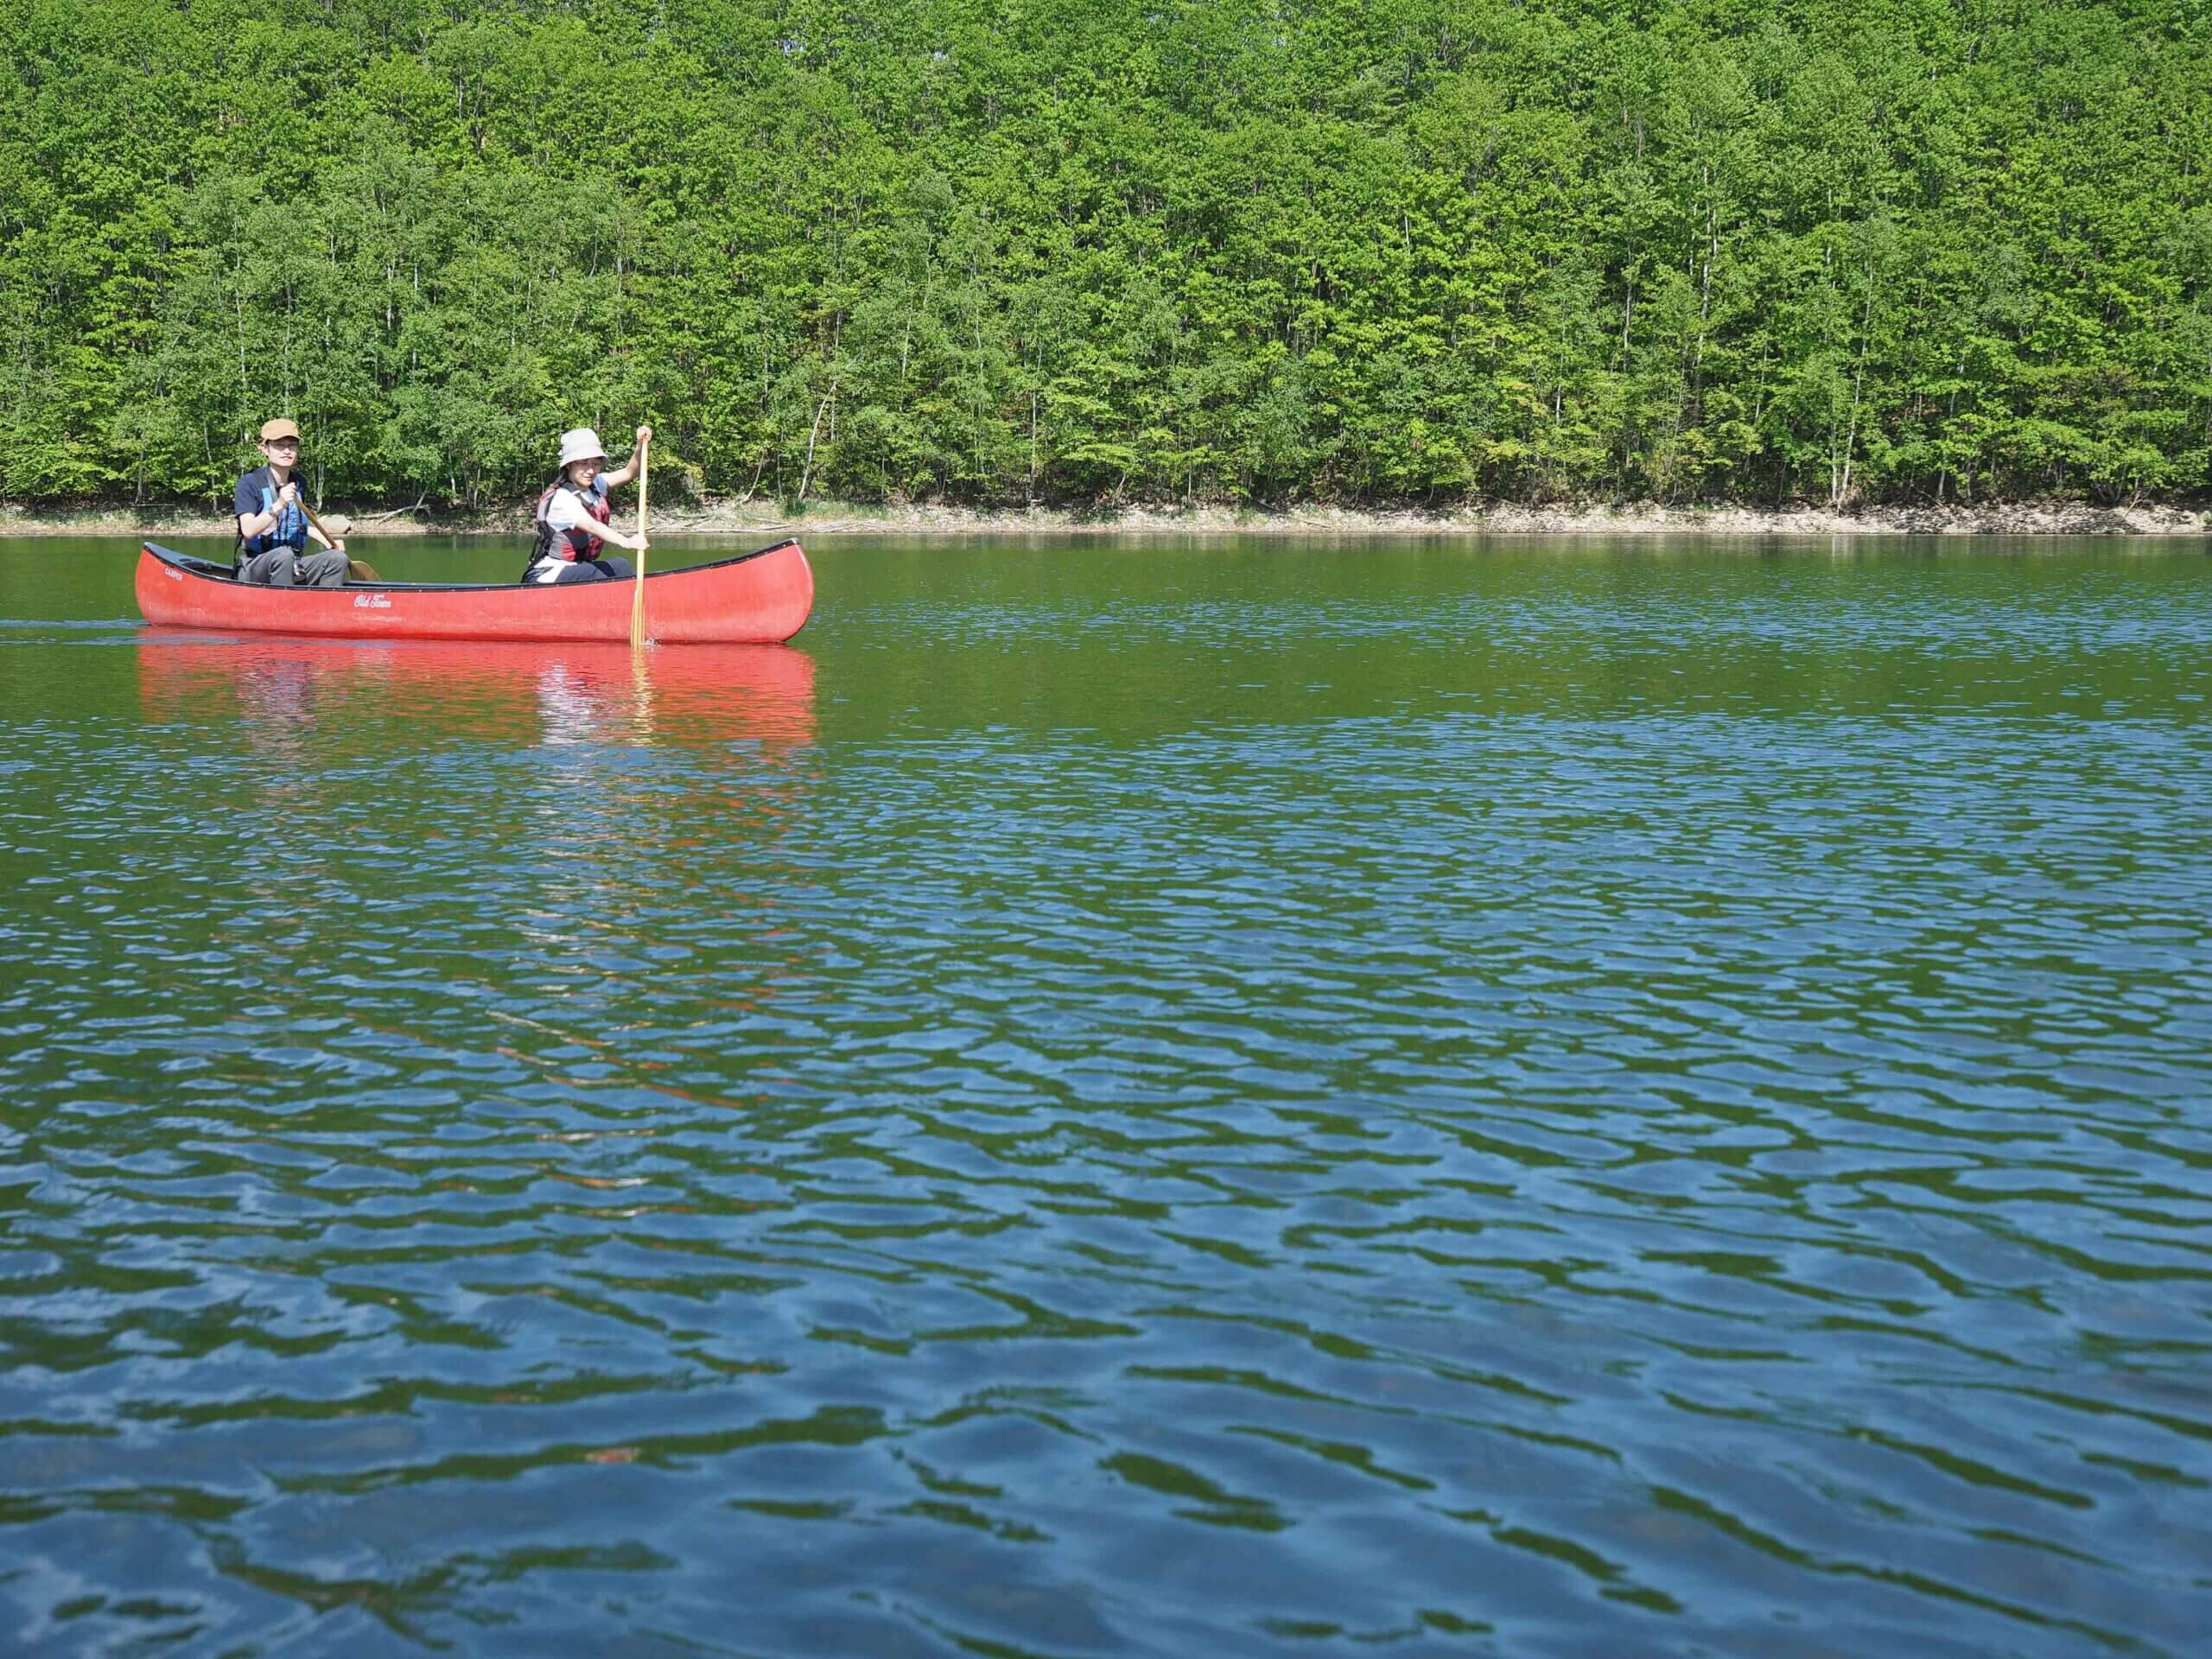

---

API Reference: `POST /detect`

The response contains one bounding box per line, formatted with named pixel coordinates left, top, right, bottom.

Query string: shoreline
left=4, top=499, right=2209, bottom=539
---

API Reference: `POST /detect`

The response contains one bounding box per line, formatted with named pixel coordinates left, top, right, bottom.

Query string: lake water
left=2, top=532, right=2208, bottom=1657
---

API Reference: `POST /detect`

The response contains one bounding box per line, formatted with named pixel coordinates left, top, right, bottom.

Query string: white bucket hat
left=557, top=427, right=607, bottom=468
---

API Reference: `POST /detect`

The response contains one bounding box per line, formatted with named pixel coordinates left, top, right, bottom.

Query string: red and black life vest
left=526, top=477, right=611, bottom=576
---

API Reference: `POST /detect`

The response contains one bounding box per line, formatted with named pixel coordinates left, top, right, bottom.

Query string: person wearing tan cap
left=233, top=418, right=349, bottom=587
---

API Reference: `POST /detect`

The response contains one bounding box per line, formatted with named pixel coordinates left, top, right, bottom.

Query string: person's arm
left=600, top=426, right=652, bottom=490
left=234, top=476, right=300, bottom=542
left=235, top=472, right=274, bottom=541
left=547, top=491, right=647, bottom=554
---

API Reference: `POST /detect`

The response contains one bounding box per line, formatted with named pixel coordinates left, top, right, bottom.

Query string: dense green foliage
left=4, top=1, right=2209, bottom=512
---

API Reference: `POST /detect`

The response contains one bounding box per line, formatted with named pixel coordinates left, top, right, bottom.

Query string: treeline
left=3, top=0, right=2209, bottom=512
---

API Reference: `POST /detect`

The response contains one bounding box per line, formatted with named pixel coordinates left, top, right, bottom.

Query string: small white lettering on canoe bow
left=352, top=593, right=393, bottom=609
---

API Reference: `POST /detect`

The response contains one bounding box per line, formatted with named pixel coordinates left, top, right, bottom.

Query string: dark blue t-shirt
left=234, top=466, right=308, bottom=554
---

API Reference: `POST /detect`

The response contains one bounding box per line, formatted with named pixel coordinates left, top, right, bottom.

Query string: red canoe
left=134, top=538, right=813, bottom=643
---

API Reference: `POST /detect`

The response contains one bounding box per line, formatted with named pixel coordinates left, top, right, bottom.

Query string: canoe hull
left=134, top=540, right=813, bottom=644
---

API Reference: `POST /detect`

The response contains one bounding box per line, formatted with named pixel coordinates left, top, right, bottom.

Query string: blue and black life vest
left=238, top=468, right=308, bottom=562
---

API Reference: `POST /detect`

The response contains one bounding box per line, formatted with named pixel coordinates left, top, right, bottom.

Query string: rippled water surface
left=3, top=532, right=2209, bottom=1657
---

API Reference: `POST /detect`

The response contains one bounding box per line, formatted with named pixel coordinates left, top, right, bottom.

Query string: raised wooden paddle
left=629, top=429, right=650, bottom=651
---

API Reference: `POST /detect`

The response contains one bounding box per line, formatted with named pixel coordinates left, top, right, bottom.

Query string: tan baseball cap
left=259, top=418, right=301, bottom=442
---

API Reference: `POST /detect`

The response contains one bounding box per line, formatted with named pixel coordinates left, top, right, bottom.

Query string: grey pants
left=241, top=547, right=349, bottom=588
left=549, top=556, right=635, bottom=583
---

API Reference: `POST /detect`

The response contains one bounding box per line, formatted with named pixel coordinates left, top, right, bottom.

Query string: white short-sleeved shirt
left=531, top=474, right=610, bottom=581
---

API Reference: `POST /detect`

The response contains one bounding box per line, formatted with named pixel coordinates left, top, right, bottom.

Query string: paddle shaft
left=284, top=486, right=380, bottom=582
left=629, top=439, right=649, bottom=649
left=292, top=495, right=341, bottom=550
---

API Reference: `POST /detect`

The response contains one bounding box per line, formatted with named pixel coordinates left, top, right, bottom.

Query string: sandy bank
left=4, top=499, right=2208, bottom=539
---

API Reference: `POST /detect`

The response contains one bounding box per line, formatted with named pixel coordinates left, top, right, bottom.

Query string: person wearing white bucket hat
left=523, top=423, right=652, bottom=583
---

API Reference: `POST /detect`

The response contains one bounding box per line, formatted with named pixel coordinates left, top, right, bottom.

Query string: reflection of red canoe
left=138, top=635, right=817, bottom=748
left=135, top=538, right=812, bottom=643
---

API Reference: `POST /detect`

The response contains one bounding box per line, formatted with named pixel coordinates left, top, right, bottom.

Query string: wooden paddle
left=292, top=493, right=380, bottom=582
left=629, top=431, right=650, bottom=651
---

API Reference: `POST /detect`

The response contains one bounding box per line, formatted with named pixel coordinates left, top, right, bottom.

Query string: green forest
left=4, top=0, right=2209, bottom=513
